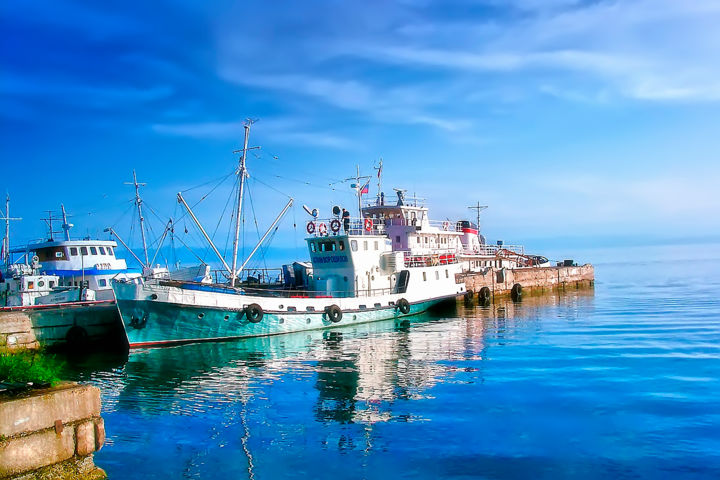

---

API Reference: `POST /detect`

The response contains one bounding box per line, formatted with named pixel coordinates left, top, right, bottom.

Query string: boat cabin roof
left=10, top=239, right=118, bottom=254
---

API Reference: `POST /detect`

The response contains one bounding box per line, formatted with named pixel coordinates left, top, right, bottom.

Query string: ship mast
left=230, top=120, right=254, bottom=286
left=468, top=201, right=488, bottom=234
left=1, top=194, right=22, bottom=265
left=125, top=170, right=149, bottom=266
left=60, top=204, right=73, bottom=241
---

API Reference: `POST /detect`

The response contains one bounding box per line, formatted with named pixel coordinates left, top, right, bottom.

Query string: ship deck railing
left=152, top=278, right=400, bottom=299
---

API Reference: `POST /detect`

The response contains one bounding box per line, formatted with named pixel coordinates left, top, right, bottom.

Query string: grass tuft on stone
left=0, top=350, right=64, bottom=386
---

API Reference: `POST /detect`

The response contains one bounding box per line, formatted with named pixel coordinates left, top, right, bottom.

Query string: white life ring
left=442, top=221, right=450, bottom=231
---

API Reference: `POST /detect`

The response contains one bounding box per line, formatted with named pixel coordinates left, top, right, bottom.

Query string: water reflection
left=64, top=289, right=595, bottom=424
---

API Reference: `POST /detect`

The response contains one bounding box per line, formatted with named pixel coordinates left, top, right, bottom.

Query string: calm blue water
left=64, top=244, right=720, bottom=479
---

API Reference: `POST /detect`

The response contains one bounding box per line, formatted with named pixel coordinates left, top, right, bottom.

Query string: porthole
left=38, top=281, right=45, bottom=287
left=224, top=315, right=230, bottom=320
left=353, top=315, right=357, bottom=320
left=198, top=313, right=205, bottom=319
left=306, top=318, right=312, bottom=324
left=279, top=318, right=285, bottom=324
left=279, top=304, right=284, bottom=309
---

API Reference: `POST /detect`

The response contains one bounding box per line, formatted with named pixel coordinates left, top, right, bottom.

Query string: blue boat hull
left=116, top=297, right=447, bottom=348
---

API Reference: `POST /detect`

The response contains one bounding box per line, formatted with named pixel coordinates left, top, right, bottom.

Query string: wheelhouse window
left=80, top=247, right=88, bottom=255
left=90, top=247, right=98, bottom=255
left=98, top=279, right=107, bottom=287
left=70, top=247, right=78, bottom=256
left=37, top=247, right=67, bottom=261
left=99, top=247, right=106, bottom=255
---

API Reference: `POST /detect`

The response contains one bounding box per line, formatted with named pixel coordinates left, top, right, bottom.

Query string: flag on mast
left=360, top=179, right=370, bottom=195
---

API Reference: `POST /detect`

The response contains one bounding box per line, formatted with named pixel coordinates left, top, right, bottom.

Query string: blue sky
left=2, top=0, right=720, bottom=266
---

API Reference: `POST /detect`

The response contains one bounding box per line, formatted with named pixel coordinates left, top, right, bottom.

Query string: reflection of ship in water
left=65, top=288, right=594, bottom=454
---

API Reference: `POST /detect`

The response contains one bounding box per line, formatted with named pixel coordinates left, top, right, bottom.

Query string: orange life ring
left=330, top=219, right=341, bottom=233
left=306, top=222, right=315, bottom=234
left=364, top=218, right=372, bottom=231
left=318, top=223, right=328, bottom=236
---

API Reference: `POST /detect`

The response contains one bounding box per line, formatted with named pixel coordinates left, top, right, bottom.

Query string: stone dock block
left=75, top=420, right=96, bottom=457
left=93, top=417, right=105, bottom=451
left=0, top=384, right=101, bottom=438
left=0, top=313, right=32, bottom=335
left=0, top=426, right=75, bottom=477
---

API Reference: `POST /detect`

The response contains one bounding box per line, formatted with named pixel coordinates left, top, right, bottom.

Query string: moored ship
left=112, top=123, right=467, bottom=348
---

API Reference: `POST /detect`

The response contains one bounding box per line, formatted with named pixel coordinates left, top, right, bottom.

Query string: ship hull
left=1, top=300, right=123, bottom=350
left=114, top=282, right=456, bottom=348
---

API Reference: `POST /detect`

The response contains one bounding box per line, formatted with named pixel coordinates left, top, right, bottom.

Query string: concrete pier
left=0, top=383, right=106, bottom=479
left=459, top=264, right=594, bottom=301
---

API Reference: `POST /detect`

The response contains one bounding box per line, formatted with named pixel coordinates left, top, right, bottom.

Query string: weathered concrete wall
left=460, top=264, right=594, bottom=299
left=0, top=383, right=106, bottom=479
left=0, top=313, right=38, bottom=352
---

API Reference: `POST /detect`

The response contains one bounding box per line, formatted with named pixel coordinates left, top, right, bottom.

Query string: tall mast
left=230, top=120, right=253, bottom=286
left=375, top=158, right=383, bottom=206
left=125, top=170, right=149, bottom=267
left=60, top=204, right=73, bottom=241
left=356, top=165, right=362, bottom=221
left=468, top=201, right=488, bottom=233
left=1, top=194, right=21, bottom=265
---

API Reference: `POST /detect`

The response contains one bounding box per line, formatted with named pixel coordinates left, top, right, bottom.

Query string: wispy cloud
left=151, top=118, right=358, bottom=149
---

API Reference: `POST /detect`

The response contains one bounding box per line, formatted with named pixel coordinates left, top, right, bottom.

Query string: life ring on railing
left=330, top=219, right=341, bottom=233
left=325, top=304, right=342, bottom=323
left=364, top=218, right=373, bottom=231
left=396, top=298, right=411, bottom=314
left=245, top=303, right=263, bottom=323
left=318, top=223, right=328, bottom=236
left=442, top=221, right=450, bottom=231
left=306, top=222, right=315, bottom=234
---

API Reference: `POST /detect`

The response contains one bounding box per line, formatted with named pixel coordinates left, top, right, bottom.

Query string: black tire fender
left=325, top=304, right=342, bottom=323
left=511, top=283, right=523, bottom=301
left=245, top=303, right=264, bottom=323
left=397, top=298, right=411, bottom=315
left=66, top=326, right=88, bottom=349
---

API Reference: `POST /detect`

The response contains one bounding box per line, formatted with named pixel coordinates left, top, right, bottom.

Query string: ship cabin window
left=395, top=235, right=400, bottom=244
left=424, top=237, right=428, bottom=244
left=318, top=240, right=336, bottom=252
left=37, top=247, right=68, bottom=261
left=416, top=237, right=420, bottom=244
left=350, top=240, right=358, bottom=252
left=310, top=242, right=317, bottom=253
left=422, top=272, right=427, bottom=281
left=90, top=247, right=98, bottom=255
left=445, top=269, right=449, bottom=278
left=99, top=247, right=106, bottom=255
left=70, top=247, right=78, bottom=256
left=27, top=281, right=34, bottom=290
left=98, top=279, right=107, bottom=287
left=80, top=247, right=88, bottom=255
left=49, top=281, right=55, bottom=288
left=363, top=241, right=368, bottom=251
left=435, top=271, right=440, bottom=280
left=374, top=241, right=378, bottom=250
left=338, top=240, right=345, bottom=251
